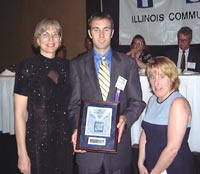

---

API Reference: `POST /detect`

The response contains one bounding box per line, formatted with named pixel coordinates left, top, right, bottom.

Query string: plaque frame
left=76, top=100, right=120, bottom=153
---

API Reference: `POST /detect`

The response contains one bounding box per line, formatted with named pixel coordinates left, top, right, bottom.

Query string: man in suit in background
left=70, top=12, right=146, bottom=174
left=165, top=26, right=200, bottom=72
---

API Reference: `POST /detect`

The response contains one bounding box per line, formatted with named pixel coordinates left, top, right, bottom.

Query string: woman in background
left=127, top=34, right=152, bottom=69
left=138, top=57, right=194, bottom=174
left=14, top=18, right=73, bottom=174
left=56, top=45, right=67, bottom=59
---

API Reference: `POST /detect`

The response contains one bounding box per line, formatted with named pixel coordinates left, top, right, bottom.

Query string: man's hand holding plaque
left=72, top=114, right=126, bottom=153
left=117, top=115, right=126, bottom=143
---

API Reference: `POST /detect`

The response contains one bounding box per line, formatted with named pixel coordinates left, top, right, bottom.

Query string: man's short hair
left=88, top=12, right=114, bottom=30
left=177, top=26, right=192, bottom=40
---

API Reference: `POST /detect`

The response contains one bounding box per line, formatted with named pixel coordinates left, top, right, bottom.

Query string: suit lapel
left=175, top=48, right=179, bottom=64
left=85, top=52, right=102, bottom=99
left=85, top=51, right=122, bottom=101
left=107, top=51, right=121, bottom=101
left=188, top=48, right=194, bottom=62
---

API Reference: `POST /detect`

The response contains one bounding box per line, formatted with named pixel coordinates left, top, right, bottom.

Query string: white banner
left=119, top=0, right=200, bottom=45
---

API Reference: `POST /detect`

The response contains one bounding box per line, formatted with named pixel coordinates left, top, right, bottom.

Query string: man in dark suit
left=69, top=12, right=146, bottom=174
left=165, top=26, right=200, bottom=72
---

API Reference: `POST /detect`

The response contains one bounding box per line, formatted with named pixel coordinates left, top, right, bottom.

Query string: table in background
left=131, top=74, right=200, bottom=152
left=0, top=75, right=15, bottom=135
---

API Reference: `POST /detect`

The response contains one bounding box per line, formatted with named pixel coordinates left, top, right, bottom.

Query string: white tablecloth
left=0, top=75, right=15, bottom=135
left=131, top=74, right=200, bottom=152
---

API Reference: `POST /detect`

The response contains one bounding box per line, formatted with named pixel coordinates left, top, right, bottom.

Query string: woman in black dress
left=14, top=18, right=74, bottom=174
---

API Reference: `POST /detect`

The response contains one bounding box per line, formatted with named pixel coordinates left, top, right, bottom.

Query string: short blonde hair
left=146, top=56, right=180, bottom=91
left=33, top=18, right=62, bottom=47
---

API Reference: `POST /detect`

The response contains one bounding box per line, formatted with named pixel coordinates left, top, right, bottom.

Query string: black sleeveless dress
left=14, top=54, right=73, bottom=174
left=142, top=122, right=195, bottom=174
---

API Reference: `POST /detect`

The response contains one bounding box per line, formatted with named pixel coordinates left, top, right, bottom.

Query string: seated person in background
left=84, top=35, right=93, bottom=51
left=165, top=26, right=200, bottom=72
left=56, top=45, right=67, bottom=59
left=77, top=35, right=93, bottom=57
left=126, top=34, right=152, bottom=69
left=138, top=57, right=195, bottom=174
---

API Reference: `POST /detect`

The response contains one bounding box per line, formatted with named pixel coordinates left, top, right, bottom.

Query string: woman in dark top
left=14, top=18, right=74, bottom=174
left=127, top=34, right=152, bottom=70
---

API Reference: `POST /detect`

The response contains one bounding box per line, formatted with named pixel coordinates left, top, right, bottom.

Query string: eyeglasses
left=133, top=41, right=144, bottom=46
left=179, top=39, right=190, bottom=43
left=40, top=32, right=60, bottom=40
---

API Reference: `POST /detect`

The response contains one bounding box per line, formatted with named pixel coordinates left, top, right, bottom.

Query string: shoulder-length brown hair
left=33, top=18, right=62, bottom=48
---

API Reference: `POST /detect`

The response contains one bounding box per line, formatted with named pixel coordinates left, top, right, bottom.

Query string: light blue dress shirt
left=93, top=49, right=112, bottom=77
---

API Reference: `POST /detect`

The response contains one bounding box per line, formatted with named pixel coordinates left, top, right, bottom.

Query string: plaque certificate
left=76, top=100, right=120, bottom=153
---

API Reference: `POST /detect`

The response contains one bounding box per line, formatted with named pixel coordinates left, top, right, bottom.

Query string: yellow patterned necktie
left=99, top=56, right=110, bottom=101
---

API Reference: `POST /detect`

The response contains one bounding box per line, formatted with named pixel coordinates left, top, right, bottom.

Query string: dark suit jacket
left=69, top=50, right=146, bottom=170
left=165, top=47, right=200, bottom=72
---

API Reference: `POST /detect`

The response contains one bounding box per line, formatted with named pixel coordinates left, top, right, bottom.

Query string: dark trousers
left=132, top=145, right=139, bottom=174
left=77, top=155, right=131, bottom=174
left=78, top=166, right=131, bottom=174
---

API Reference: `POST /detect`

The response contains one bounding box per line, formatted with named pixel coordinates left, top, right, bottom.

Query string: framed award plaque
left=76, top=100, right=120, bottom=153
